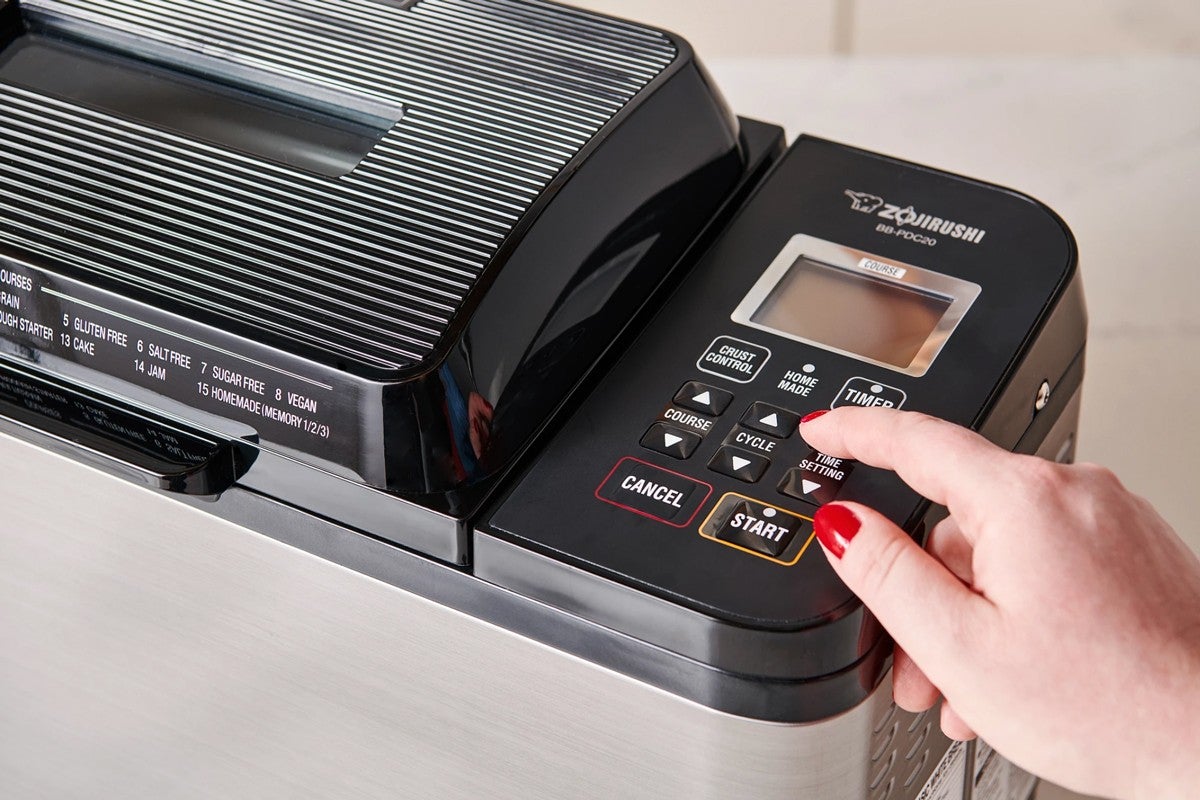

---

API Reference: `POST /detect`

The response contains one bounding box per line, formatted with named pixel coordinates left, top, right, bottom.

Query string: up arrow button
left=741, top=402, right=799, bottom=439
left=673, top=381, right=733, bottom=416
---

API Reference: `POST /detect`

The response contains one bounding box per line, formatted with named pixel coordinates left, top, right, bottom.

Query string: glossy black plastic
left=0, top=129, right=1087, bottom=721
left=0, top=4, right=752, bottom=560
left=0, top=358, right=255, bottom=495
left=479, top=137, right=1086, bottom=684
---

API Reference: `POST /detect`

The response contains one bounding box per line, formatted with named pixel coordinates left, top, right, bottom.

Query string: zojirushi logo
left=844, top=190, right=987, bottom=245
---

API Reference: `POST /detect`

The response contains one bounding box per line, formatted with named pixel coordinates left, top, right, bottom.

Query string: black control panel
left=483, top=137, right=1082, bottom=683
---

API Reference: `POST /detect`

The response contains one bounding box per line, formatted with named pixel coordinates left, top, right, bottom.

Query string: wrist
left=1129, top=642, right=1200, bottom=800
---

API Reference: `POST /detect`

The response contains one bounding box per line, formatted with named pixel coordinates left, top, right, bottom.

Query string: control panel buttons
left=833, top=378, right=907, bottom=410
left=596, top=457, right=712, bottom=527
left=698, top=336, right=771, bottom=384
left=699, top=493, right=816, bottom=564
left=659, top=406, right=716, bottom=437
left=740, top=402, right=799, bottom=439
left=779, top=450, right=855, bottom=505
left=723, top=426, right=780, bottom=457
left=641, top=423, right=702, bottom=459
left=708, top=447, right=770, bottom=483
left=674, top=381, right=733, bottom=417
left=782, top=448, right=859, bottom=503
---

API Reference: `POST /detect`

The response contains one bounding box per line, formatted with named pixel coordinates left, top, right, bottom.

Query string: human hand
left=799, top=407, right=1200, bottom=800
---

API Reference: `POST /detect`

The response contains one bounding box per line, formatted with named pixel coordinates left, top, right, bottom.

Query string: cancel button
left=596, top=457, right=712, bottom=528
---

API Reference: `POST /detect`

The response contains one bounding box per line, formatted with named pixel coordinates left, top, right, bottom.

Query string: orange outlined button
left=699, top=493, right=816, bottom=566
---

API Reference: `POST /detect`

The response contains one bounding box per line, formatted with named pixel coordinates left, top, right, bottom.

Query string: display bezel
left=731, top=234, right=982, bottom=377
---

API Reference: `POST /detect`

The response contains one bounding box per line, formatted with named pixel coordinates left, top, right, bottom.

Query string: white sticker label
left=918, top=740, right=966, bottom=800
left=858, top=257, right=907, bottom=279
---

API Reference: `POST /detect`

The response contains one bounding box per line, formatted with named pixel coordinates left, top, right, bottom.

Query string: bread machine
left=0, top=2, right=1085, bottom=798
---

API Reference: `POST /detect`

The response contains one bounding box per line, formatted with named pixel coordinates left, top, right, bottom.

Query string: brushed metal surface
left=0, top=430, right=891, bottom=799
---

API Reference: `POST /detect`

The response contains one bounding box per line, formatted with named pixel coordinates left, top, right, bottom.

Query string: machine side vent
left=869, top=704, right=954, bottom=800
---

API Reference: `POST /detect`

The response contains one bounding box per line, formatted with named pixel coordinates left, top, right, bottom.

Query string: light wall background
left=572, top=0, right=1200, bottom=57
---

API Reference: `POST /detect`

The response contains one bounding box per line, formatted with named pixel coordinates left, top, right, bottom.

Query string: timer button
left=641, top=423, right=702, bottom=460
left=708, top=447, right=770, bottom=483
left=740, top=402, right=800, bottom=439
left=674, top=381, right=733, bottom=416
left=832, top=378, right=907, bottom=410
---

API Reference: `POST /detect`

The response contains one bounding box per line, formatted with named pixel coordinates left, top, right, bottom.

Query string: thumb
left=814, top=502, right=987, bottom=681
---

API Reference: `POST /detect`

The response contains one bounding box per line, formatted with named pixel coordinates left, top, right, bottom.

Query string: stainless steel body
left=1, top=429, right=962, bottom=800
left=0, top=6, right=1084, bottom=795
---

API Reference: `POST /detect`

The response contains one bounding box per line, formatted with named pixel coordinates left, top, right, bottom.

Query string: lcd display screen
left=0, top=35, right=397, bottom=177
left=748, top=257, right=954, bottom=369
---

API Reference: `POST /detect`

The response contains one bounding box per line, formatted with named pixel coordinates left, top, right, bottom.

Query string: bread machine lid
left=0, top=0, right=679, bottom=373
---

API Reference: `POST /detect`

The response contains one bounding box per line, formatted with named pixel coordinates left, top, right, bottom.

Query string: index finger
left=800, top=407, right=1013, bottom=529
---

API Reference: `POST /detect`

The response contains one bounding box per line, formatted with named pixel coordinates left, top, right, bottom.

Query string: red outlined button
left=595, top=457, right=713, bottom=528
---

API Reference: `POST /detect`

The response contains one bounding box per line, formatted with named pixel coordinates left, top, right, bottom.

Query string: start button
left=699, top=493, right=816, bottom=565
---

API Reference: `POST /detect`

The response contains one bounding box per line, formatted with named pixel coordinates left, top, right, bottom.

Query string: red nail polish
left=813, top=504, right=861, bottom=559
left=801, top=410, right=830, bottom=424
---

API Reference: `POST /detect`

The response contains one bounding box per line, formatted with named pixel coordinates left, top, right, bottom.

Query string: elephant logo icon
left=844, top=190, right=884, bottom=214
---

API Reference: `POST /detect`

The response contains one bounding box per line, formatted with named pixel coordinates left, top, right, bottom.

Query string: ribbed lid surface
left=0, top=0, right=677, bottom=369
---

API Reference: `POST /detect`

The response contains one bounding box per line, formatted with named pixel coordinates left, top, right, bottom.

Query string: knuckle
left=1014, top=455, right=1071, bottom=499
left=1073, top=462, right=1125, bottom=491
left=880, top=411, right=937, bottom=466
left=904, top=412, right=946, bottom=441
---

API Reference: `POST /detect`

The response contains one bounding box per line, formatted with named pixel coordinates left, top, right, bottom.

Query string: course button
left=641, top=423, right=702, bottom=459
left=674, top=381, right=734, bottom=416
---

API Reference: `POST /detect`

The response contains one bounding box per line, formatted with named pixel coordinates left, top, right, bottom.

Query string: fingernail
left=813, top=503, right=861, bottom=559
left=801, top=410, right=830, bottom=424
